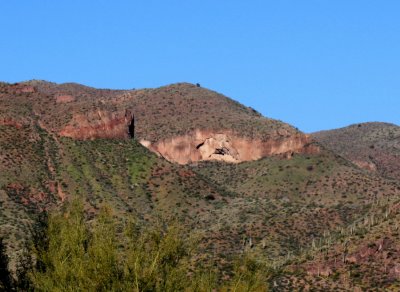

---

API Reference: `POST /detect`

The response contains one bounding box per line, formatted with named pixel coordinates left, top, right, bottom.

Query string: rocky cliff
left=59, top=109, right=135, bottom=140
left=140, top=129, right=318, bottom=164
left=58, top=111, right=318, bottom=164
left=2, top=81, right=319, bottom=164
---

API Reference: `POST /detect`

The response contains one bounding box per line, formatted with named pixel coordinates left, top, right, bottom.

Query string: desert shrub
left=0, top=238, right=14, bottom=291
left=17, top=198, right=270, bottom=291
left=29, top=200, right=95, bottom=290
left=223, top=253, right=269, bottom=292
left=121, top=218, right=197, bottom=291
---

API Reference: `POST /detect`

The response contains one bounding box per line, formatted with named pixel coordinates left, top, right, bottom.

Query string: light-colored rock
left=353, top=160, right=377, bottom=171
left=145, top=129, right=319, bottom=164
left=58, top=112, right=318, bottom=164
left=56, top=94, right=75, bottom=103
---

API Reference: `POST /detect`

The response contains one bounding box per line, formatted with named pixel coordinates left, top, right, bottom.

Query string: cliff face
left=2, top=81, right=319, bottom=164
left=142, top=130, right=319, bottom=164
left=57, top=109, right=318, bottom=164
left=59, top=109, right=135, bottom=140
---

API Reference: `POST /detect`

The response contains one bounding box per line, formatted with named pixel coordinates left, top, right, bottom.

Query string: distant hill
left=313, top=122, right=400, bottom=180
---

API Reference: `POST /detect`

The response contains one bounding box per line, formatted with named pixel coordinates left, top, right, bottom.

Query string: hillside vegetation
left=313, top=122, right=400, bottom=180
left=1, top=81, right=400, bottom=290
left=2, top=199, right=270, bottom=291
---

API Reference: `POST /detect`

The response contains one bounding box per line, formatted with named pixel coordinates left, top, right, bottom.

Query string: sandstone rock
left=143, top=129, right=319, bottom=164
left=353, top=160, right=377, bottom=172
left=59, top=111, right=319, bottom=164
left=59, top=109, right=134, bottom=140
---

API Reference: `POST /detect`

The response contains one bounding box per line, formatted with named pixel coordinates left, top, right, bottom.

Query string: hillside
left=1, top=81, right=316, bottom=164
left=193, top=149, right=400, bottom=260
left=1, top=81, right=400, bottom=290
left=313, top=122, right=400, bottom=180
left=274, top=195, right=400, bottom=291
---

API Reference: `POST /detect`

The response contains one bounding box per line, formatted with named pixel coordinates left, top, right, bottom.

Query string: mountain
left=1, top=81, right=316, bottom=164
left=1, top=81, right=400, bottom=290
left=313, top=122, right=400, bottom=180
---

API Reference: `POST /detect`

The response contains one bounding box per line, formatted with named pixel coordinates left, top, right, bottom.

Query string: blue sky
left=1, top=1, right=399, bottom=132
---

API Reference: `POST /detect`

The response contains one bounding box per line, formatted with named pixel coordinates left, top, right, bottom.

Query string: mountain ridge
left=312, top=122, right=400, bottom=180
left=0, top=81, right=317, bottom=164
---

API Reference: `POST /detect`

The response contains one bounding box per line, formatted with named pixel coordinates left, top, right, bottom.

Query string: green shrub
left=18, top=198, right=270, bottom=291
left=0, top=238, right=14, bottom=291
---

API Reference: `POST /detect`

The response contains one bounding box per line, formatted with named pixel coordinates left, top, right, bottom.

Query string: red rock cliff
left=59, top=109, right=134, bottom=140
left=58, top=111, right=318, bottom=163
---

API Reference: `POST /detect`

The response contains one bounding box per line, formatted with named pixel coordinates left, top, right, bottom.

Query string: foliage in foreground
left=0, top=238, right=14, bottom=291
left=11, top=199, right=270, bottom=291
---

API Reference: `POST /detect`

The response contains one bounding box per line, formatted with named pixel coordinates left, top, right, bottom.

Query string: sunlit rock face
left=140, top=129, right=319, bottom=164
left=59, top=109, right=135, bottom=140
left=58, top=110, right=318, bottom=164
left=56, top=104, right=318, bottom=164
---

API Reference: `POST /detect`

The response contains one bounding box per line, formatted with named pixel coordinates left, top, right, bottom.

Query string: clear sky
left=1, top=1, right=399, bottom=132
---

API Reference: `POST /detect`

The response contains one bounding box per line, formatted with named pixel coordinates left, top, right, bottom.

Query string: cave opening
left=214, top=147, right=229, bottom=156
left=196, top=142, right=205, bottom=149
left=128, top=118, right=135, bottom=138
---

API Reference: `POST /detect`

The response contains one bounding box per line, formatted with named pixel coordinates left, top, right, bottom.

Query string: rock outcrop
left=0, top=118, right=23, bottom=129
left=59, top=109, right=134, bottom=140
left=55, top=94, right=75, bottom=103
left=353, top=160, right=377, bottom=172
left=32, top=81, right=322, bottom=164
left=58, top=111, right=318, bottom=164
left=140, top=129, right=319, bottom=164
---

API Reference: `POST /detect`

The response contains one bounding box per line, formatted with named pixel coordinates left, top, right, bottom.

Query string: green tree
left=224, top=253, right=269, bottom=292
left=29, top=200, right=93, bottom=290
left=121, top=220, right=197, bottom=291
left=0, top=238, right=14, bottom=291
left=22, top=198, right=270, bottom=291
